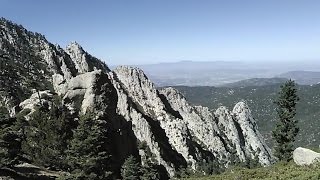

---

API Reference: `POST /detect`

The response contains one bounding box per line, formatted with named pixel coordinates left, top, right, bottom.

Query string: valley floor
left=183, top=162, right=320, bottom=180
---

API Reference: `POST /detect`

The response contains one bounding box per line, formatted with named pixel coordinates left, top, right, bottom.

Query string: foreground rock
left=293, top=147, right=320, bottom=165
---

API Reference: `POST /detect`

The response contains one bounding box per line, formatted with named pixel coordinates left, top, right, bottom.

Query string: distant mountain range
left=277, top=71, right=320, bottom=85
left=220, top=71, right=320, bottom=87
left=113, top=61, right=320, bottom=86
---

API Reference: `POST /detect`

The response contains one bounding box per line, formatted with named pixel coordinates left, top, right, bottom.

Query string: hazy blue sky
left=1, top=0, right=320, bottom=65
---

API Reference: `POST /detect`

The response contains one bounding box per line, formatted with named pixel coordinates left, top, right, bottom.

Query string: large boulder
left=293, top=147, right=320, bottom=165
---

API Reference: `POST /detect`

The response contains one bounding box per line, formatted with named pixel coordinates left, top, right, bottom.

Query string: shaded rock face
left=160, top=88, right=273, bottom=166
left=293, top=147, right=320, bottom=166
left=1, top=18, right=273, bottom=177
left=111, top=67, right=189, bottom=176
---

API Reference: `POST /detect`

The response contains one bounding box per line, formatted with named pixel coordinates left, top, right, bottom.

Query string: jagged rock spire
left=66, top=41, right=110, bottom=74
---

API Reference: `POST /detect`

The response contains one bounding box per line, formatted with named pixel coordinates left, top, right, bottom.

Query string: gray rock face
left=1, top=18, right=274, bottom=177
left=160, top=87, right=230, bottom=161
left=65, top=41, right=110, bottom=74
left=111, top=66, right=273, bottom=175
left=232, top=102, right=273, bottom=165
left=17, top=90, right=54, bottom=121
left=293, top=147, right=320, bottom=165
left=38, top=41, right=78, bottom=80
left=54, top=70, right=115, bottom=114
left=112, top=67, right=191, bottom=176
left=161, top=87, right=273, bottom=166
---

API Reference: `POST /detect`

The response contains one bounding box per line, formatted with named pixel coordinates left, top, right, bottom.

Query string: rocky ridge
left=160, top=88, right=272, bottom=166
left=0, top=18, right=273, bottom=177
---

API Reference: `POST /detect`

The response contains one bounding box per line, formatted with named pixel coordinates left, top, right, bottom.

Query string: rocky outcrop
left=293, top=147, right=320, bottom=166
left=111, top=66, right=273, bottom=175
left=0, top=18, right=115, bottom=110
left=232, top=102, right=272, bottom=165
left=111, top=67, right=192, bottom=176
left=65, top=42, right=110, bottom=74
left=18, top=90, right=54, bottom=118
left=160, top=87, right=230, bottom=161
left=0, top=18, right=77, bottom=113
left=53, top=70, right=114, bottom=114
left=161, top=87, right=273, bottom=166
left=0, top=17, right=274, bottom=178
left=38, top=41, right=77, bottom=81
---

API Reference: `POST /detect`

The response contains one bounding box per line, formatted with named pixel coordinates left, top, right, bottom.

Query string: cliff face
left=0, top=18, right=273, bottom=177
left=160, top=88, right=272, bottom=166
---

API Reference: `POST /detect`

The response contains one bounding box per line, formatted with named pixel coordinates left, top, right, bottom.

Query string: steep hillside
left=173, top=84, right=320, bottom=148
left=0, top=18, right=273, bottom=179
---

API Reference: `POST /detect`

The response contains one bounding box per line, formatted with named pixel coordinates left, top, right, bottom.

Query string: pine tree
left=0, top=106, right=23, bottom=168
left=0, top=53, right=23, bottom=100
left=139, top=161, right=160, bottom=180
left=66, top=112, right=112, bottom=179
left=22, top=102, right=75, bottom=170
left=121, top=155, right=141, bottom=180
left=272, top=79, right=299, bottom=162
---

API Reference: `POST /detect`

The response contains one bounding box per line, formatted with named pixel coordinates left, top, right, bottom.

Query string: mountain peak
left=233, top=101, right=249, bottom=112
left=65, top=41, right=110, bottom=74
left=66, top=41, right=84, bottom=52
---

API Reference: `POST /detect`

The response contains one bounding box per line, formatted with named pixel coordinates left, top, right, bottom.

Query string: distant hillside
left=277, top=71, right=320, bottom=85
left=221, top=78, right=288, bottom=87
left=173, top=84, right=320, bottom=148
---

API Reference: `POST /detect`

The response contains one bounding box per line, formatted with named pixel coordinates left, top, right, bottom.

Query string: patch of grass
left=183, top=162, right=320, bottom=180
left=308, top=147, right=320, bottom=153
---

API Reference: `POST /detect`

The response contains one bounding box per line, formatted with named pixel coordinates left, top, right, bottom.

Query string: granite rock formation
left=0, top=18, right=273, bottom=177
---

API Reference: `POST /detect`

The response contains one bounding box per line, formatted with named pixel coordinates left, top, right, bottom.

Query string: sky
left=1, top=0, right=320, bottom=65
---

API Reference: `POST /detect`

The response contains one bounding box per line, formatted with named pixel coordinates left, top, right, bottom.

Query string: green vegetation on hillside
left=0, top=98, right=116, bottom=179
left=23, top=103, right=76, bottom=170
left=0, top=107, right=23, bottom=168
left=184, top=162, right=320, bottom=180
left=64, top=112, right=112, bottom=179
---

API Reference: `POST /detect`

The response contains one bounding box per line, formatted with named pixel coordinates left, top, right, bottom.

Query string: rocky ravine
left=0, top=18, right=273, bottom=177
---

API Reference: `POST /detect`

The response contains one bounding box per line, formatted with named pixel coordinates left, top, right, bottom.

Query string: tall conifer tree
left=272, top=80, right=299, bottom=161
